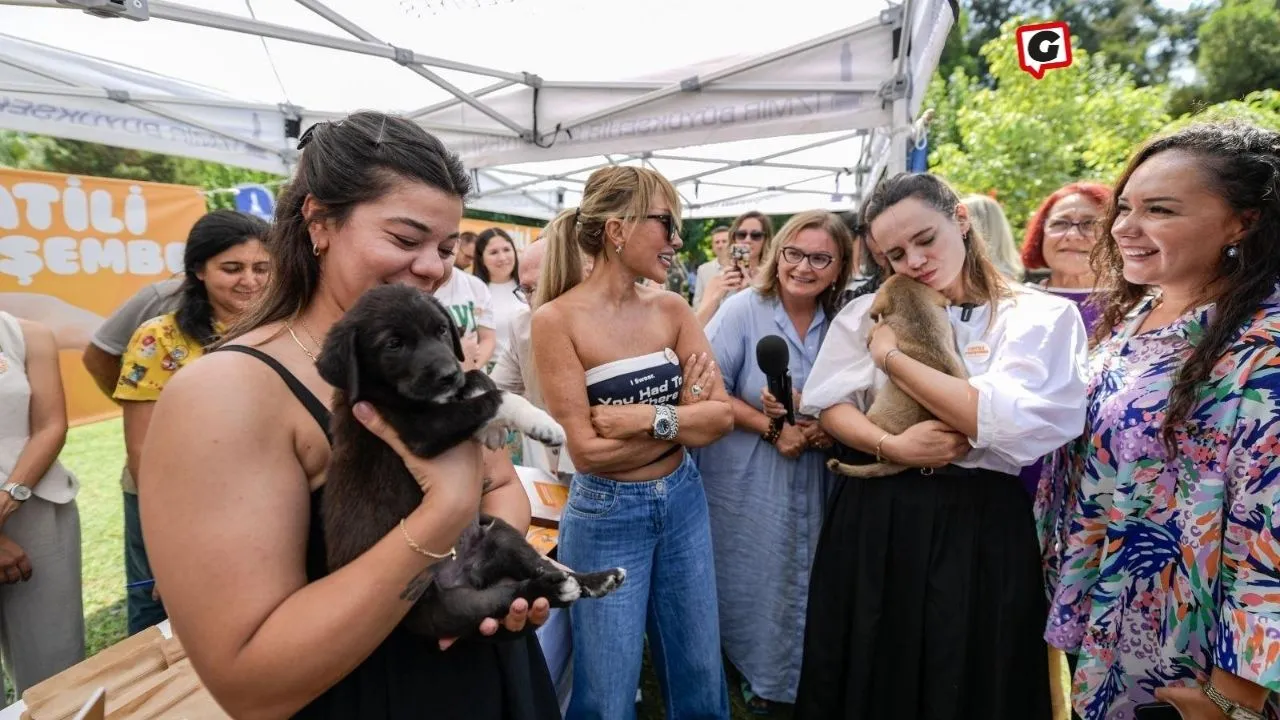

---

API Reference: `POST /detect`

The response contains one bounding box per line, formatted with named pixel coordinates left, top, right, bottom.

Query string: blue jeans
left=559, top=453, right=729, bottom=720
left=123, top=491, right=166, bottom=635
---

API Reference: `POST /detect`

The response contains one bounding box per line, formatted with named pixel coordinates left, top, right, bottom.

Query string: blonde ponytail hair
left=534, top=165, right=681, bottom=308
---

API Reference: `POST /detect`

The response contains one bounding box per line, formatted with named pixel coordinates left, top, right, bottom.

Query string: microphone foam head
left=756, top=335, right=790, bottom=375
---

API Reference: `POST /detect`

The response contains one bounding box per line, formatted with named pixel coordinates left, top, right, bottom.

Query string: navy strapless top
left=585, top=348, right=683, bottom=406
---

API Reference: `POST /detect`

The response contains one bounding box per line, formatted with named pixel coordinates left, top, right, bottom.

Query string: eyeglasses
left=734, top=229, right=766, bottom=241
left=780, top=246, right=835, bottom=270
left=513, top=284, right=535, bottom=305
left=1045, top=218, right=1100, bottom=237
left=647, top=214, right=680, bottom=240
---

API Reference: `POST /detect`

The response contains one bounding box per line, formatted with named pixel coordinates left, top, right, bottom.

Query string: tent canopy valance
left=0, top=0, right=954, bottom=220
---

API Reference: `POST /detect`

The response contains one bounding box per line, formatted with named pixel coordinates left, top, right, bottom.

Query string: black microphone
left=755, top=335, right=795, bottom=425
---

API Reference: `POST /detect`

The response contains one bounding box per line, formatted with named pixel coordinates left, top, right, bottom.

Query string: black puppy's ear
left=448, top=315, right=465, bottom=363
left=316, top=320, right=362, bottom=404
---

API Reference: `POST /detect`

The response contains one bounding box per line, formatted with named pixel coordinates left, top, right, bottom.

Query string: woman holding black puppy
left=137, top=113, right=559, bottom=719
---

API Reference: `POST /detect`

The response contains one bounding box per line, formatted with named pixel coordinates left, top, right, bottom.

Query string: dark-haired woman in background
left=1042, top=122, right=1280, bottom=719
left=113, top=209, right=269, bottom=625
left=473, top=228, right=523, bottom=371
left=138, top=112, right=558, bottom=719
left=796, top=172, right=1089, bottom=719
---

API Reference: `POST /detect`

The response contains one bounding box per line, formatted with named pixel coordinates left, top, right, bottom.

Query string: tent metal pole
left=292, top=0, right=529, bottom=138
left=0, top=80, right=292, bottom=113
left=28, top=0, right=535, bottom=85
left=685, top=173, right=836, bottom=211
left=555, top=15, right=887, bottom=134
left=469, top=158, right=627, bottom=198
left=0, top=54, right=288, bottom=159
left=474, top=170, right=561, bottom=215
left=539, top=80, right=882, bottom=94
left=669, top=130, right=867, bottom=184
left=649, top=153, right=859, bottom=174
left=407, top=80, right=515, bottom=119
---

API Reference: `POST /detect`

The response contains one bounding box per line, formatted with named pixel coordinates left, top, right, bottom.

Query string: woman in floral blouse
left=1039, top=121, right=1280, bottom=719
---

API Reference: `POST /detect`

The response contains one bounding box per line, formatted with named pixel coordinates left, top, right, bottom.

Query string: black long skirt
left=794, top=463, right=1051, bottom=720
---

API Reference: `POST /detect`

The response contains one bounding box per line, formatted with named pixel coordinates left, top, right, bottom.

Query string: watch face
left=655, top=418, right=674, bottom=435
left=7, top=485, right=30, bottom=501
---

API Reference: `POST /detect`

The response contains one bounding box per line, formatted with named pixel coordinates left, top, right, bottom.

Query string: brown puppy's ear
left=316, top=320, right=362, bottom=404
left=868, top=284, right=892, bottom=321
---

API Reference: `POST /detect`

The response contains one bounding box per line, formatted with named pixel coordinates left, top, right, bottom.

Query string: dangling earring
left=312, top=242, right=321, bottom=257
left=614, top=243, right=624, bottom=255
left=1223, top=244, right=1240, bottom=260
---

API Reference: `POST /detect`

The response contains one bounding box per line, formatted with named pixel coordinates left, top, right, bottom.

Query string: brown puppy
left=827, top=274, right=968, bottom=478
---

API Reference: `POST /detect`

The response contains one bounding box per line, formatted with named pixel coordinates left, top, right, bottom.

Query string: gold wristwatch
left=1203, top=682, right=1266, bottom=720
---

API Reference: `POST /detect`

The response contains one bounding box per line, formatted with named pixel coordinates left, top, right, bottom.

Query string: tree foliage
left=1195, top=0, right=1280, bottom=105
left=925, top=19, right=1172, bottom=231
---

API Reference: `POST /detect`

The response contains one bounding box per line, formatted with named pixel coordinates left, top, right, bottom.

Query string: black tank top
left=216, top=345, right=562, bottom=720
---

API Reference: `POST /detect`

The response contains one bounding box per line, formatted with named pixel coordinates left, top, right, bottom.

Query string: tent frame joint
left=878, top=73, right=910, bottom=102
left=880, top=5, right=904, bottom=26
left=105, top=88, right=129, bottom=103
left=679, top=75, right=701, bottom=92
left=391, top=45, right=414, bottom=66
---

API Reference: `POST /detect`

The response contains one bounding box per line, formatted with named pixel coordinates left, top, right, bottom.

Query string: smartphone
left=730, top=244, right=750, bottom=268
left=1133, top=702, right=1182, bottom=720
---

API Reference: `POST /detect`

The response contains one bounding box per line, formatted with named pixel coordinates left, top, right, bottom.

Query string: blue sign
left=235, top=184, right=275, bottom=221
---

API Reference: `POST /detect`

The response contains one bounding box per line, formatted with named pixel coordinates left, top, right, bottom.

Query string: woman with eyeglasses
left=695, top=210, right=853, bottom=713
left=1021, top=182, right=1112, bottom=334
left=695, top=211, right=775, bottom=326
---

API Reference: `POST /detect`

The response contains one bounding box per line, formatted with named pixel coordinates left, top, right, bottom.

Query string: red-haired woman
left=1020, top=182, right=1112, bottom=333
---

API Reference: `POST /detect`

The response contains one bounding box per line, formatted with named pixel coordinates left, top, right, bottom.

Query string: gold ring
left=921, top=466, right=935, bottom=476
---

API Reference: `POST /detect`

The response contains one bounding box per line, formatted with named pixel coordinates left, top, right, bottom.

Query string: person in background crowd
left=433, top=241, right=497, bottom=373
left=1021, top=182, right=1113, bottom=333
left=1039, top=121, right=1280, bottom=720
left=533, top=165, right=734, bottom=720
left=456, top=231, right=478, bottom=273
left=139, top=112, right=558, bottom=719
left=695, top=211, right=776, bottom=325
left=963, top=194, right=1025, bottom=282
left=113, top=210, right=270, bottom=626
left=665, top=252, right=693, bottom=303
left=698, top=210, right=853, bottom=713
left=473, top=228, right=524, bottom=369
left=490, top=239, right=573, bottom=475
left=82, top=277, right=181, bottom=634
left=796, top=172, right=1088, bottom=720
left=693, top=225, right=731, bottom=308
left=0, top=312, right=82, bottom=697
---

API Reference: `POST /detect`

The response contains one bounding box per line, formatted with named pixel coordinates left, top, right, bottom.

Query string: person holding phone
left=695, top=212, right=775, bottom=325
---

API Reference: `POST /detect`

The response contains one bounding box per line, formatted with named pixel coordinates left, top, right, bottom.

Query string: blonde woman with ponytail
left=532, top=166, right=734, bottom=720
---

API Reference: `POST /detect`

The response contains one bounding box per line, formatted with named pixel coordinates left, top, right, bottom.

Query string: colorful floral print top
left=113, top=312, right=218, bottom=402
left=1036, top=286, right=1280, bottom=720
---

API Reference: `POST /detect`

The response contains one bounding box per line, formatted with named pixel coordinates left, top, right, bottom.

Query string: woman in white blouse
left=473, top=228, right=523, bottom=369
left=794, top=173, right=1089, bottom=720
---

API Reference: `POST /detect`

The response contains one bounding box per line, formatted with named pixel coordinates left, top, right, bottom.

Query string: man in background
left=692, top=225, right=731, bottom=308
left=81, top=277, right=182, bottom=636
left=456, top=231, right=478, bottom=273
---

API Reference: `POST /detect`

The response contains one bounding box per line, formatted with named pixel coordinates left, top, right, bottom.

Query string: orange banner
left=0, top=168, right=207, bottom=426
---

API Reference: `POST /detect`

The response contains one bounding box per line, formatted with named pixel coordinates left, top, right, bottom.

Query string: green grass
left=63, top=419, right=785, bottom=719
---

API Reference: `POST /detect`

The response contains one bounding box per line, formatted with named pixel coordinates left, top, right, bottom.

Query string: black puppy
left=316, top=284, right=626, bottom=639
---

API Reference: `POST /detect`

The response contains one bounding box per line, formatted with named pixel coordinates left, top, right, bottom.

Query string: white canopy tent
left=0, top=0, right=954, bottom=220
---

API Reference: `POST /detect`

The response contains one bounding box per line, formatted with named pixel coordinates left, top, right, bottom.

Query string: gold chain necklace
left=285, top=322, right=318, bottom=363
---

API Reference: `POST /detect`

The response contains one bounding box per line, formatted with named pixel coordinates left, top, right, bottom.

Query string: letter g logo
left=1016, top=21, right=1073, bottom=79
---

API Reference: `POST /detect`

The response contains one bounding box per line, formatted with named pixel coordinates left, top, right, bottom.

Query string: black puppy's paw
left=577, top=567, right=626, bottom=599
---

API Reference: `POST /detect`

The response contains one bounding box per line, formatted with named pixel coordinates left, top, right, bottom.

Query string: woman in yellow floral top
left=114, top=210, right=268, bottom=619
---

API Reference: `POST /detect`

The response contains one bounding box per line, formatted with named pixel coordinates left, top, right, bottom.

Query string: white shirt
left=487, top=279, right=523, bottom=359
left=0, top=312, right=78, bottom=504
left=434, top=270, right=495, bottom=335
left=693, top=258, right=723, bottom=308
left=800, top=285, right=1089, bottom=476
left=490, top=304, right=576, bottom=476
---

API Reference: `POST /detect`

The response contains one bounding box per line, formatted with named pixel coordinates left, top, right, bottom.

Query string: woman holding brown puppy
left=795, top=172, right=1089, bottom=720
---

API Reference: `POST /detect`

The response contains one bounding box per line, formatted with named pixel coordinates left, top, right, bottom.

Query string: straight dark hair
left=225, top=111, right=471, bottom=341
left=473, top=227, right=519, bottom=284
left=1090, top=121, right=1280, bottom=454
left=176, top=209, right=269, bottom=347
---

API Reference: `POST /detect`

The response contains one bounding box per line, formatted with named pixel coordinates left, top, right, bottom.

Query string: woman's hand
left=438, top=596, right=553, bottom=651
left=867, top=322, right=899, bottom=370
left=0, top=493, right=20, bottom=531
left=707, top=267, right=745, bottom=301
left=773, top=423, right=808, bottom=459
left=1154, top=686, right=1234, bottom=719
left=352, top=401, right=485, bottom=509
left=760, top=389, right=803, bottom=420
left=680, top=352, right=717, bottom=404
left=881, top=420, right=969, bottom=469
left=0, top=533, right=32, bottom=584
left=590, top=405, right=652, bottom=440
left=798, top=419, right=833, bottom=450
